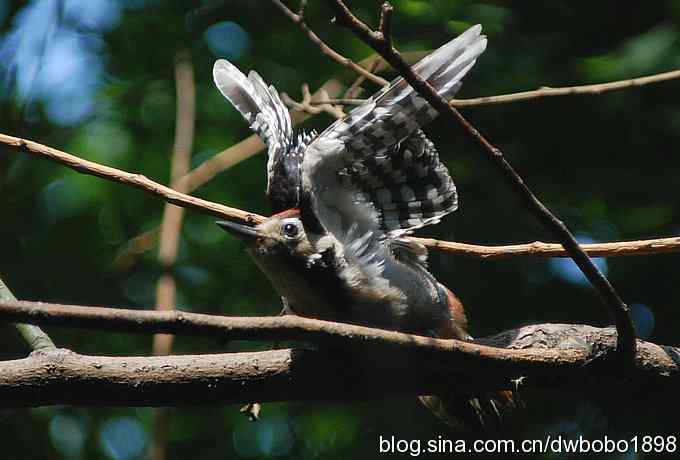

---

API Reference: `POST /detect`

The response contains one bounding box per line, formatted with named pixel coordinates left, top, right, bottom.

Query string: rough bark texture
left=0, top=323, right=677, bottom=408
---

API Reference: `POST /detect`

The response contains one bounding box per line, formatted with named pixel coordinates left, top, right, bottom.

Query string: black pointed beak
left=216, top=221, right=261, bottom=241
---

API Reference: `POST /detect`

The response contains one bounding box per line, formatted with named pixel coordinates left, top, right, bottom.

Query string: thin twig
left=281, top=84, right=346, bottom=119
left=69, top=58, right=680, bottom=272
left=310, top=67, right=680, bottom=109
left=269, top=0, right=388, bottom=86
left=0, top=276, right=55, bottom=351
left=297, top=0, right=307, bottom=17
left=3, top=133, right=680, bottom=260
left=111, top=79, right=344, bottom=270
left=414, top=236, right=680, bottom=259
left=449, top=69, right=680, bottom=107
left=324, top=0, right=637, bottom=362
left=174, top=79, right=342, bottom=194
left=0, top=133, right=265, bottom=225
left=377, top=2, right=393, bottom=46
left=311, top=65, right=680, bottom=108
left=310, top=97, right=365, bottom=105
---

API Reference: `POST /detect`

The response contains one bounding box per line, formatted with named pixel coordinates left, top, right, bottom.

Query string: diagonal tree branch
left=0, top=277, right=55, bottom=351
left=11, top=25, right=674, bottom=278
left=324, top=0, right=636, bottom=362
left=2, top=132, right=680, bottom=261
left=0, top=133, right=264, bottom=225
left=111, top=79, right=344, bottom=270
left=270, top=0, right=388, bottom=86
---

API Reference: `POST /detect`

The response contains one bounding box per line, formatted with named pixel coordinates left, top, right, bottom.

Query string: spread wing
left=213, top=60, right=307, bottom=212
left=301, top=25, right=486, bottom=242
left=342, top=131, right=457, bottom=232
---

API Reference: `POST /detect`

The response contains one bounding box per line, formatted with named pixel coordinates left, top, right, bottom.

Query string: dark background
left=1, top=1, right=680, bottom=459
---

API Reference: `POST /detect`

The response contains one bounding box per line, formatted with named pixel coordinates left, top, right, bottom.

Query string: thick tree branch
left=0, top=298, right=504, bottom=350
left=2, top=133, right=679, bottom=261
left=0, top=277, right=55, bottom=351
left=324, top=0, right=636, bottom=362
left=0, top=321, right=677, bottom=408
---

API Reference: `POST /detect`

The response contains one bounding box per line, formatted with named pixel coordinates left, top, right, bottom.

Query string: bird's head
left=216, top=209, right=317, bottom=260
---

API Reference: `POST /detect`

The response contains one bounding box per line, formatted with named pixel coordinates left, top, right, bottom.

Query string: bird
left=212, top=24, right=512, bottom=430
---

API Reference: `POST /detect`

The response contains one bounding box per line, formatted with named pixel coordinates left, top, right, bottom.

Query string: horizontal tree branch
left=0, top=319, right=677, bottom=408
left=3, top=133, right=679, bottom=260
left=411, top=236, right=680, bottom=260
left=0, top=299, right=675, bottom=392
left=309, top=69, right=680, bottom=108
left=0, top=277, right=55, bottom=351
left=449, top=68, right=680, bottom=107
left=0, top=299, right=567, bottom=361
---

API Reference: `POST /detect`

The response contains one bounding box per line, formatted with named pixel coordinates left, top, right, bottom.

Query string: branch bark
left=324, top=0, right=636, bottom=362
left=0, top=133, right=264, bottom=225
left=309, top=69, right=680, bottom=108
left=412, top=236, right=680, bottom=260
left=111, top=79, right=344, bottom=270
left=0, top=322, right=677, bottom=408
left=2, top=132, right=679, bottom=261
left=270, top=0, right=388, bottom=86
left=0, top=277, right=55, bottom=351
left=449, top=68, right=680, bottom=107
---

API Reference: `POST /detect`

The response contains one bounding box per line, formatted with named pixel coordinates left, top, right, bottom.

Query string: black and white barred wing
left=347, top=130, right=457, bottom=233
left=213, top=60, right=307, bottom=212
left=302, top=25, right=486, bottom=237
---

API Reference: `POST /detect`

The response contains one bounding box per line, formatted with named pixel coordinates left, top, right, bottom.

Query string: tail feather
left=420, top=286, right=516, bottom=432
left=419, top=390, right=516, bottom=433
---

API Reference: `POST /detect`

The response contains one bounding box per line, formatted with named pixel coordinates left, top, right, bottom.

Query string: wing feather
left=213, top=60, right=296, bottom=201
left=302, top=25, right=485, bottom=240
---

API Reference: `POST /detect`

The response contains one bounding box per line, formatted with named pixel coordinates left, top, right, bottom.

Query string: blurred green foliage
left=2, top=1, right=680, bottom=459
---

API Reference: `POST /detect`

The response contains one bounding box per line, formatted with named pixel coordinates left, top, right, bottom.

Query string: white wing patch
left=301, top=25, right=485, bottom=245
left=213, top=59, right=294, bottom=195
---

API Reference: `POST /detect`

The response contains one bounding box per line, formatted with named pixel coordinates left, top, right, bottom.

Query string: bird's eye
left=282, top=222, right=299, bottom=239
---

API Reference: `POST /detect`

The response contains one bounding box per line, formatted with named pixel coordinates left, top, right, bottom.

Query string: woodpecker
left=213, top=25, right=512, bottom=429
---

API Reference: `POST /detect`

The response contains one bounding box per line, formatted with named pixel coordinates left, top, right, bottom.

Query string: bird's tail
left=419, top=390, right=516, bottom=432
